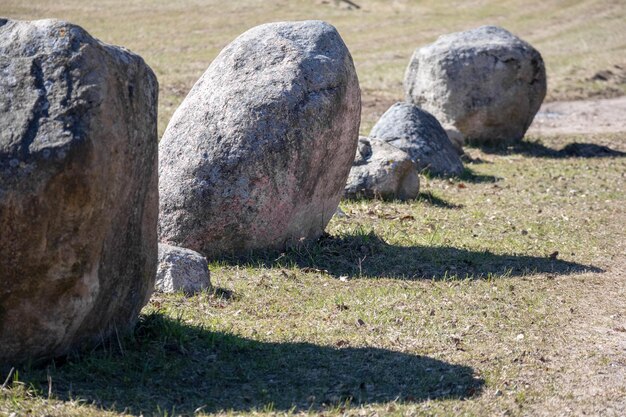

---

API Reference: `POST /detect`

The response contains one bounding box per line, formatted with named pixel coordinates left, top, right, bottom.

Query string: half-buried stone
left=370, top=102, right=463, bottom=176
left=0, top=19, right=158, bottom=364
left=344, top=136, right=419, bottom=201
left=159, top=20, right=361, bottom=259
left=404, top=25, right=546, bottom=146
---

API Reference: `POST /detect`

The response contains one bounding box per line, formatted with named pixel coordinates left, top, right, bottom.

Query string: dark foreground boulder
left=0, top=19, right=158, bottom=364
left=344, top=137, right=419, bottom=200
left=404, top=26, right=546, bottom=146
left=370, top=103, right=463, bottom=176
left=159, top=20, right=361, bottom=258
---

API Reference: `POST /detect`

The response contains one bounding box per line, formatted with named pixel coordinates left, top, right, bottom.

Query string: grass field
left=1, top=0, right=624, bottom=134
left=1, top=1, right=625, bottom=416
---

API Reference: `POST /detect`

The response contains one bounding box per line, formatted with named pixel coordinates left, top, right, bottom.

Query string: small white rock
left=156, top=244, right=211, bottom=295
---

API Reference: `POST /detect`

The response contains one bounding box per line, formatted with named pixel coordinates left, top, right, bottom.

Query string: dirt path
left=529, top=96, right=626, bottom=136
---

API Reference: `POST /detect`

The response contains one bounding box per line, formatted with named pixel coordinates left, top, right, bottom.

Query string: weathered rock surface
left=404, top=25, right=546, bottom=146
left=0, top=19, right=158, bottom=364
left=344, top=137, right=419, bottom=200
left=370, top=103, right=463, bottom=176
left=156, top=244, right=211, bottom=295
left=159, top=20, right=361, bottom=258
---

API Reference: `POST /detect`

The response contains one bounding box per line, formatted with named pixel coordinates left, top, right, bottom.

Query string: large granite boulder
left=156, top=244, right=211, bottom=295
left=0, top=19, right=158, bottom=364
left=370, top=103, right=463, bottom=176
left=159, top=21, right=361, bottom=258
left=404, top=26, right=546, bottom=146
left=344, top=137, right=419, bottom=200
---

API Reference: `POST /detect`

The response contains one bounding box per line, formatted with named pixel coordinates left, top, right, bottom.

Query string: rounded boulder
left=404, top=26, right=547, bottom=146
left=370, top=102, right=463, bottom=176
left=159, top=20, right=361, bottom=258
left=344, top=137, right=420, bottom=201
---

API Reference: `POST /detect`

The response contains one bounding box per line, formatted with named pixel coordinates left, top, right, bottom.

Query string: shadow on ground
left=231, top=231, right=603, bottom=279
left=477, top=140, right=626, bottom=158
left=418, top=191, right=464, bottom=209
left=458, top=167, right=501, bottom=183
left=420, top=167, right=501, bottom=183
left=16, top=314, right=483, bottom=415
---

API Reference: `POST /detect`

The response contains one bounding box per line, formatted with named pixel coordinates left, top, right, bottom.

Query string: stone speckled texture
left=344, top=136, right=419, bottom=201
left=159, top=20, right=361, bottom=259
left=156, top=244, right=211, bottom=295
left=404, top=25, right=547, bottom=146
left=0, top=19, right=158, bottom=364
left=370, top=103, right=463, bottom=176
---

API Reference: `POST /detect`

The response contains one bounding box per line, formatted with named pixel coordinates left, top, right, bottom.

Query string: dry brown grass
left=2, top=133, right=624, bottom=416
left=1, top=0, right=624, bottom=134
left=1, top=1, right=625, bottom=416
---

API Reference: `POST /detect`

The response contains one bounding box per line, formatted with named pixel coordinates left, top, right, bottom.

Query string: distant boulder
left=0, top=19, right=158, bottom=363
left=404, top=25, right=546, bottom=146
left=156, top=244, right=211, bottom=295
left=344, top=137, right=419, bottom=200
left=370, top=102, right=463, bottom=176
left=442, top=126, right=465, bottom=155
left=159, top=20, right=361, bottom=258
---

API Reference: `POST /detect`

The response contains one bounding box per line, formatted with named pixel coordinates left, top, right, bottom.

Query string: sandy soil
left=529, top=96, right=626, bottom=136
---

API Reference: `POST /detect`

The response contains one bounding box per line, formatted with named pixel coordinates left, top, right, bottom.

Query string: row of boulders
left=0, top=17, right=545, bottom=364
left=343, top=26, right=546, bottom=200
left=0, top=18, right=358, bottom=364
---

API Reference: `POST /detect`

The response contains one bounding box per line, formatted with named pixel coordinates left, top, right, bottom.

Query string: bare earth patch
left=529, top=96, right=626, bottom=136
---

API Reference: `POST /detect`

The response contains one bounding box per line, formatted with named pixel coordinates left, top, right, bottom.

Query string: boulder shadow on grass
left=14, top=313, right=483, bottom=415
left=418, top=191, right=464, bottom=209
left=457, top=167, right=501, bottom=183
left=476, top=139, right=626, bottom=158
left=234, top=231, right=603, bottom=279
